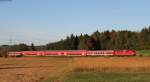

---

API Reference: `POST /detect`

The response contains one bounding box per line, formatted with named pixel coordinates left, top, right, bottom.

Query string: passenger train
left=8, top=50, right=136, bottom=57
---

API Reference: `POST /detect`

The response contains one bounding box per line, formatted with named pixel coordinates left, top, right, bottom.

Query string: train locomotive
left=8, top=50, right=136, bottom=57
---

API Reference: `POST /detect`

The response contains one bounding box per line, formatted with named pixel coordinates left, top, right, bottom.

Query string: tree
left=140, top=27, right=150, bottom=49
left=0, top=45, right=9, bottom=57
left=78, top=34, right=89, bottom=50
left=11, top=43, right=29, bottom=51
left=91, top=30, right=101, bottom=50
left=30, top=43, right=36, bottom=51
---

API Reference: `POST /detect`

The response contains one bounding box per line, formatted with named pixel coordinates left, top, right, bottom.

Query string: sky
left=0, top=0, right=150, bottom=45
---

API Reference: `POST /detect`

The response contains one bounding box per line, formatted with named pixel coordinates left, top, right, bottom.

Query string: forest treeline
left=46, top=27, right=150, bottom=50
left=0, top=27, right=150, bottom=56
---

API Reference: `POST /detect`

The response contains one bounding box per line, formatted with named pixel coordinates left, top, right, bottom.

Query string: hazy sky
left=0, top=0, right=150, bottom=45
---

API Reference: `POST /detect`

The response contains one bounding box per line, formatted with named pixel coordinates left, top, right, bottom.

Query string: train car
left=22, top=51, right=48, bottom=56
left=8, top=52, right=22, bottom=57
left=64, top=50, right=86, bottom=56
left=22, top=51, right=63, bottom=56
left=44, top=50, right=86, bottom=56
left=87, top=50, right=114, bottom=56
left=21, top=51, right=39, bottom=56
left=114, top=50, right=136, bottom=56
left=44, top=51, right=63, bottom=56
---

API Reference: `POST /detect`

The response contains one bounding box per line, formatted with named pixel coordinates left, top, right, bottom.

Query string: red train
left=8, top=50, right=136, bottom=57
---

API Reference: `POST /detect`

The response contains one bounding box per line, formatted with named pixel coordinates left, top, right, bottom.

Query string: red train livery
left=8, top=50, right=136, bottom=57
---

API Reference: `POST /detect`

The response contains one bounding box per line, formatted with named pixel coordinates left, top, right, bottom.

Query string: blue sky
left=0, top=0, right=150, bottom=45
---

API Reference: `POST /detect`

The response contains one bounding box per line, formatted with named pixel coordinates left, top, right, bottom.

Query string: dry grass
left=1, top=57, right=150, bottom=82
left=0, top=57, right=72, bottom=82
left=72, top=57, right=150, bottom=72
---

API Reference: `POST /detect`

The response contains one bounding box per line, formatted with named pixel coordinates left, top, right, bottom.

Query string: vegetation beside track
left=136, top=50, right=150, bottom=56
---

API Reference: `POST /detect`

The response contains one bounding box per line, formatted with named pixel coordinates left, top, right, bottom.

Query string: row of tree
left=0, top=27, right=149, bottom=57
left=46, top=27, right=150, bottom=50
left=0, top=43, right=36, bottom=57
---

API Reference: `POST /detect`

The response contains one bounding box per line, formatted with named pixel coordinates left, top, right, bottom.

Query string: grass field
left=63, top=57, right=150, bottom=82
left=0, top=51, right=150, bottom=82
left=0, top=57, right=73, bottom=82
left=63, top=72, right=150, bottom=82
